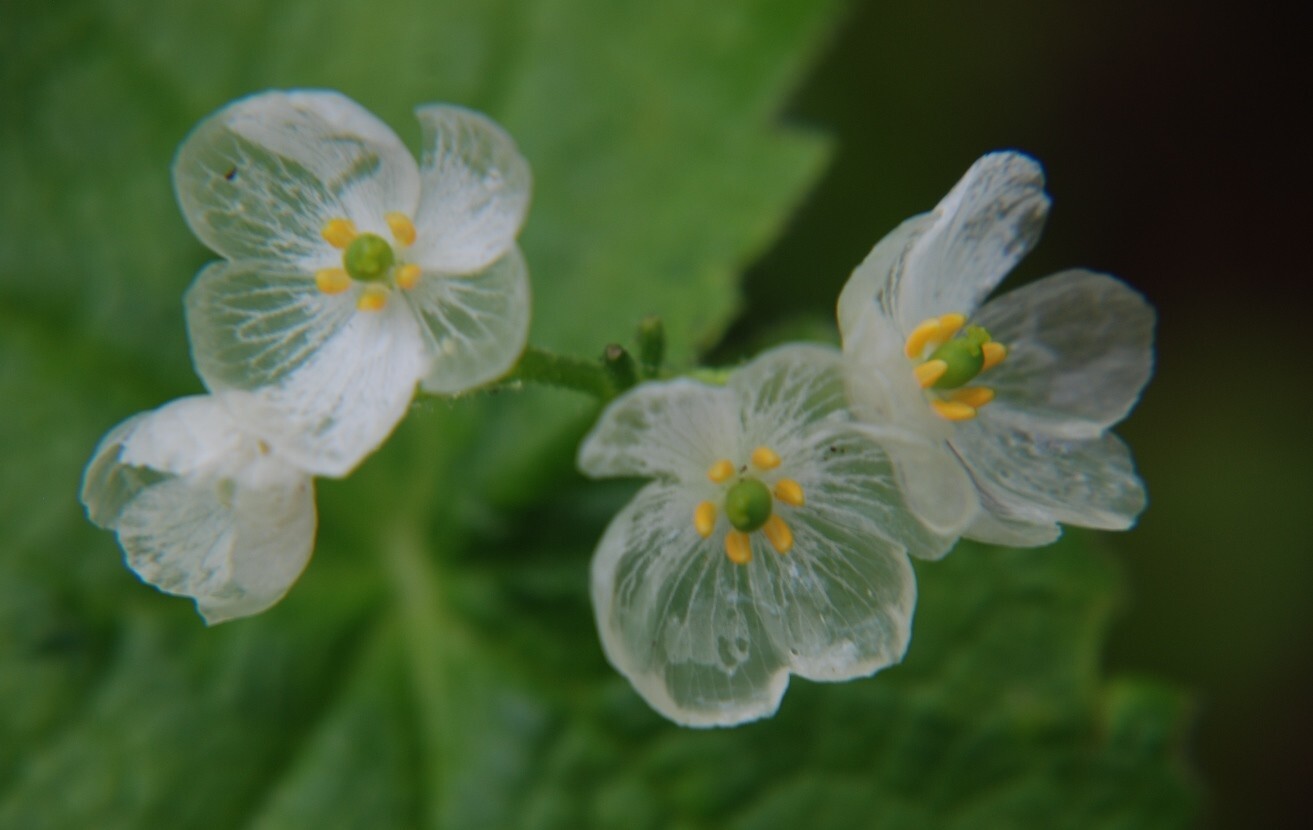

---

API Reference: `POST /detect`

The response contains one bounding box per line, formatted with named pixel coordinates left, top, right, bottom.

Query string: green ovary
left=343, top=233, right=395, bottom=282
left=724, top=478, right=773, bottom=532
left=930, top=325, right=992, bottom=389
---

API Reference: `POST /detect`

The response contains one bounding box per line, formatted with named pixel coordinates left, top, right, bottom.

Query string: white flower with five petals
left=176, top=90, right=532, bottom=476
left=80, top=396, right=316, bottom=624
left=837, top=152, right=1154, bottom=546
left=578, top=345, right=953, bottom=726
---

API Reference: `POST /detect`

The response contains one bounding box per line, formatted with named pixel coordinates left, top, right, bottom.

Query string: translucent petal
left=951, top=421, right=1147, bottom=537
left=410, top=246, right=532, bottom=394
left=727, top=344, right=853, bottom=458
left=174, top=90, right=420, bottom=268
left=973, top=270, right=1155, bottom=438
left=115, top=473, right=316, bottom=624
left=964, top=510, right=1061, bottom=548
left=895, top=152, right=1050, bottom=331
left=836, top=213, right=935, bottom=341
left=409, top=105, right=531, bottom=274
left=578, top=378, right=740, bottom=482
left=186, top=261, right=428, bottom=477
left=591, top=483, right=791, bottom=727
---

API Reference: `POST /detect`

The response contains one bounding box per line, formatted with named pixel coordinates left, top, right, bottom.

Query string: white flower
left=837, top=152, right=1154, bottom=547
left=578, top=345, right=953, bottom=727
left=80, top=396, right=316, bottom=624
left=176, top=90, right=532, bottom=476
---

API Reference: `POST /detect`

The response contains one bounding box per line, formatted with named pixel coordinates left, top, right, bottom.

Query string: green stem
left=504, top=345, right=621, bottom=399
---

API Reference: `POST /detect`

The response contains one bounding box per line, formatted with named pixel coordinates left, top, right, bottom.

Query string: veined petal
left=174, top=90, right=420, bottom=269
left=409, top=105, right=531, bottom=274
left=115, top=473, right=316, bottom=624
left=951, top=421, right=1147, bottom=541
left=895, top=152, right=1050, bottom=331
left=591, top=482, right=791, bottom=727
left=409, top=246, right=532, bottom=394
left=186, top=261, right=428, bottom=477
left=578, top=378, right=740, bottom=482
left=836, top=213, right=935, bottom=341
left=727, top=344, right=856, bottom=465
left=973, top=270, right=1155, bottom=438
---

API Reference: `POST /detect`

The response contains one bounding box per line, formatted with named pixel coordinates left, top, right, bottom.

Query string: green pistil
left=344, top=233, right=395, bottom=282
left=930, top=325, right=992, bottom=389
left=725, top=478, right=772, bottom=532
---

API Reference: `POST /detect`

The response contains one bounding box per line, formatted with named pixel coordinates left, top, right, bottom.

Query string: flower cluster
left=80, top=90, right=1152, bottom=728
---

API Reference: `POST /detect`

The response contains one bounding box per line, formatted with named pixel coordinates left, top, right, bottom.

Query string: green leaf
left=0, top=0, right=1196, bottom=828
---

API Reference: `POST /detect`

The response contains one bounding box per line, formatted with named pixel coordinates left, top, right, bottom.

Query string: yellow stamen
left=913, top=359, right=948, bottom=388
left=950, top=386, right=995, bottom=409
left=762, top=515, right=793, bottom=554
left=322, top=218, right=357, bottom=249
left=904, top=318, right=943, bottom=359
left=314, top=268, right=351, bottom=295
left=981, top=341, right=1008, bottom=372
left=937, top=312, right=967, bottom=339
left=396, top=263, right=422, bottom=290
left=750, top=446, right=781, bottom=470
left=385, top=212, right=417, bottom=247
left=707, top=459, right=735, bottom=483
left=694, top=501, right=717, bottom=538
left=930, top=399, right=977, bottom=421
left=725, top=531, right=752, bottom=564
left=774, top=478, right=805, bottom=507
left=356, top=285, right=389, bottom=312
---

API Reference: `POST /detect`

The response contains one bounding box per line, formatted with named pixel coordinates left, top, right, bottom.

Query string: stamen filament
left=356, top=285, right=389, bottom=312
left=707, top=459, right=735, bottom=483
left=725, top=531, right=752, bottom=565
left=694, top=501, right=717, bottom=538
left=914, top=359, right=948, bottom=388
left=981, top=341, right=1008, bottom=372
left=762, top=515, right=793, bottom=554
left=950, top=386, right=995, bottom=408
left=386, top=212, right=417, bottom=247
left=930, top=399, right=977, bottom=421
left=774, top=478, right=805, bottom=507
left=750, top=446, right=781, bottom=470
left=322, top=218, right=357, bottom=249
left=315, top=268, right=351, bottom=295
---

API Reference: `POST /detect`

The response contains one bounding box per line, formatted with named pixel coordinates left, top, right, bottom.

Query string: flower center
left=693, top=445, right=806, bottom=565
left=314, top=213, right=423, bottom=311
left=904, top=312, right=1008, bottom=421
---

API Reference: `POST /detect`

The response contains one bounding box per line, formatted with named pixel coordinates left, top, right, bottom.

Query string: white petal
left=174, top=90, right=420, bottom=268
left=895, top=152, right=1050, bottom=330
left=951, top=421, right=1147, bottom=539
left=578, top=378, right=740, bottom=482
left=964, top=510, right=1061, bottom=548
left=410, top=246, right=532, bottom=394
left=973, top=270, right=1155, bottom=438
left=836, top=213, right=935, bottom=341
left=186, top=261, right=429, bottom=477
left=115, top=473, right=316, bottom=624
left=409, top=105, right=531, bottom=274
left=727, top=344, right=852, bottom=457
left=591, top=483, right=791, bottom=727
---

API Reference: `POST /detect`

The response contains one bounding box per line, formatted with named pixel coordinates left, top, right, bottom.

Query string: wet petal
left=409, top=105, right=531, bottom=274
left=974, top=270, right=1155, bottom=438
left=895, top=152, right=1050, bottom=331
left=591, top=482, right=791, bottom=727
left=174, top=90, right=419, bottom=268
left=728, top=344, right=853, bottom=458
left=408, top=246, right=532, bottom=394
left=186, top=261, right=428, bottom=477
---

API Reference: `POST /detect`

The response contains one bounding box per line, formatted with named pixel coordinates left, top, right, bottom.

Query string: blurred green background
left=1, top=0, right=1303, bottom=827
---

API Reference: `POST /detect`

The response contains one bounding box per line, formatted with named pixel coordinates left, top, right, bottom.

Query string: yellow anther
left=385, top=212, right=417, bottom=247
left=981, top=341, right=1008, bottom=372
left=774, top=478, right=805, bottom=507
left=314, top=268, right=351, bottom=295
left=356, top=285, right=389, bottom=312
left=694, top=501, right=717, bottom=538
left=913, top=359, right=948, bottom=388
left=950, top=386, right=995, bottom=409
left=904, top=318, right=943, bottom=359
left=750, top=446, right=781, bottom=470
left=322, top=218, right=357, bottom=249
left=762, top=515, right=793, bottom=555
left=396, top=263, right=423, bottom=290
left=707, top=459, right=735, bottom=483
left=937, top=312, right=967, bottom=339
left=930, top=399, right=978, bottom=421
left=725, top=531, right=753, bottom=565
